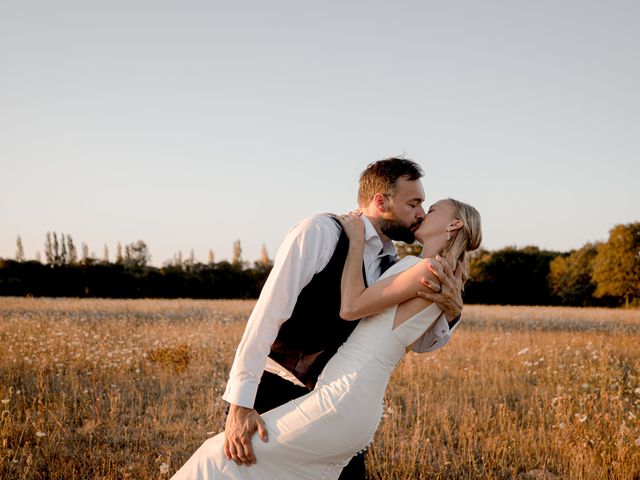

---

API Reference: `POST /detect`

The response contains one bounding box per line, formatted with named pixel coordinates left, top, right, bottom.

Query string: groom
left=222, top=157, right=464, bottom=478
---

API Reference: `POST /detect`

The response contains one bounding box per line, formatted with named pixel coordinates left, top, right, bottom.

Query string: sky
left=1, top=0, right=639, bottom=266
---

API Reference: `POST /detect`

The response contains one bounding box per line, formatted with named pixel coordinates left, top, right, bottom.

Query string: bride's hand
left=337, top=211, right=365, bottom=244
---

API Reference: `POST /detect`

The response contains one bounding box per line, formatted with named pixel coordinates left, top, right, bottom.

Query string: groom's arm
left=222, top=215, right=340, bottom=465
left=410, top=312, right=461, bottom=353
left=222, top=215, right=340, bottom=407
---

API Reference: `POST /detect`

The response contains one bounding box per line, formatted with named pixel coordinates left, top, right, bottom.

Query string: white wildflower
left=575, top=413, right=587, bottom=423
left=517, top=347, right=529, bottom=356
left=160, top=463, right=170, bottom=474
left=634, top=387, right=640, bottom=395
left=35, top=431, right=46, bottom=438
left=581, top=383, right=590, bottom=390
left=551, top=396, right=563, bottom=407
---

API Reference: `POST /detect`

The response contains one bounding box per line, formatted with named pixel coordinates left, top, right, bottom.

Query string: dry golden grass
left=1, top=299, right=639, bottom=479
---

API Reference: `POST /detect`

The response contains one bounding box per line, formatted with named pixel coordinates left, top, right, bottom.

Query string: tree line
left=1, top=235, right=272, bottom=299
left=2, top=222, right=639, bottom=306
left=399, top=221, right=639, bottom=308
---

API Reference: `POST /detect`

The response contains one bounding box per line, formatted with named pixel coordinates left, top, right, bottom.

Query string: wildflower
left=634, top=387, right=640, bottom=395
left=1, top=399, right=9, bottom=405
left=575, top=413, right=588, bottom=423
left=35, top=431, right=46, bottom=438
left=581, top=383, right=590, bottom=390
left=160, top=463, right=170, bottom=474
left=517, top=347, right=529, bottom=356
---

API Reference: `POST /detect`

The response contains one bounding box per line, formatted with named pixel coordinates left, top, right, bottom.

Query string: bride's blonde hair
left=438, top=198, right=482, bottom=285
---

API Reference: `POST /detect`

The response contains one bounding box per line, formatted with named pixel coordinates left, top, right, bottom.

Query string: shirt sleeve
left=411, top=312, right=460, bottom=353
left=222, top=215, right=340, bottom=408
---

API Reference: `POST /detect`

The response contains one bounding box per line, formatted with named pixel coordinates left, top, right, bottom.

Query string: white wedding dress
left=172, top=256, right=442, bottom=480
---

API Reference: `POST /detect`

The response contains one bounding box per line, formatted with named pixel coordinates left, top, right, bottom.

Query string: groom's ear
left=373, top=192, right=389, bottom=213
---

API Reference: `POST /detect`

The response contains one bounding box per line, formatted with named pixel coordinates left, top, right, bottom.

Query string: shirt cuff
left=412, top=314, right=455, bottom=353
left=448, top=313, right=462, bottom=330
left=222, top=378, right=260, bottom=409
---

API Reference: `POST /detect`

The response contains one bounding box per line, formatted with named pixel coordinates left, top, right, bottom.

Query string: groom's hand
left=416, top=255, right=464, bottom=322
left=224, top=404, right=269, bottom=465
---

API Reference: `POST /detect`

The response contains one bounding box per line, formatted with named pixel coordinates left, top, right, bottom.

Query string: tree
left=67, top=235, right=77, bottom=264
left=174, top=250, right=183, bottom=269
left=592, top=223, right=640, bottom=307
left=103, top=244, right=109, bottom=264
left=115, top=242, right=123, bottom=264
left=60, top=234, right=67, bottom=264
left=53, top=232, right=61, bottom=266
left=15, top=236, right=25, bottom=262
left=208, top=249, right=215, bottom=265
left=259, top=244, right=271, bottom=268
left=81, top=242, right=90, bottom=264
left=548, top=243, right=599, bottom=306
left=123, top=240, right=150, bottom=269
left=232, top=240, right=243, bottom=267
left=45, top=232, right=54, bottom=265
left=464, top=246, right=560, bottom=305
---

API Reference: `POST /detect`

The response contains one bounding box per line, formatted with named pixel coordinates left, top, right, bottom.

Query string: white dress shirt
left=222, top=214, right=458, bottom=408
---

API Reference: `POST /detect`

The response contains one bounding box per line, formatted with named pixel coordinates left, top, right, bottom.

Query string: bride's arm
left=338, top=214, right=437, bottom=321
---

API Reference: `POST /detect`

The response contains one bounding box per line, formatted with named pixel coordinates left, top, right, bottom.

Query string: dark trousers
left=253, top=371, right=367, bottom=480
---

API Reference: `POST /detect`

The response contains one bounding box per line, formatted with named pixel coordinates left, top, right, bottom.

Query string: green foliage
left=592, top=223, right=640, bottom=307
left=123, top=240, right=151, bottom=269
left=464, top=246, right=561, bottom=305
left=548, top=243, right=599, bottom=306
left=394, top=242, right=422, bottom=258
left=0, top=259, right=271, bottom=299
left=15, top=236, right=25, bottom=262
left=3, top=221, right=639, bottom=305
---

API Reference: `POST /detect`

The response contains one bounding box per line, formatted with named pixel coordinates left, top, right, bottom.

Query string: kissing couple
left=172, top=157, right=482, bottom=479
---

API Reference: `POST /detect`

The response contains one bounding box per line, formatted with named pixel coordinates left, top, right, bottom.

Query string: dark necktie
left=379, top=253, right=396, bottom=274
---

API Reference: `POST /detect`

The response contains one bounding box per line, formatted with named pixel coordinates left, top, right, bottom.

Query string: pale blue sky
left=2, top=1, right=638, bottom=266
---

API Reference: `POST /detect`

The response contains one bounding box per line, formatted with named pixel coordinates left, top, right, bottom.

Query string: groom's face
left=379, top=177, right=426, bottom=243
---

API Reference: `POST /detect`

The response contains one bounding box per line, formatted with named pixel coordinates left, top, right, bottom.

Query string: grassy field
left=1, top=298, right=639, bottom=479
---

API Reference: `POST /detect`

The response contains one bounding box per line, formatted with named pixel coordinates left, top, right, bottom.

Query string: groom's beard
left=379, top=218, right=421, bottom=244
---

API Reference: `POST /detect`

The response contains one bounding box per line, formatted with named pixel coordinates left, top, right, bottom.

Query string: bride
left=172, top=198, right=482, bottom=479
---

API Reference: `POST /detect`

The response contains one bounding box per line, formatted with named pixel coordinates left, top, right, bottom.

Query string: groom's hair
left=358, top=157, right=423, bottom=206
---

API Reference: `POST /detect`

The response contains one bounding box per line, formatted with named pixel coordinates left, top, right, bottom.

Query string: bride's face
left=414, top=199, right=455, bottom=245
